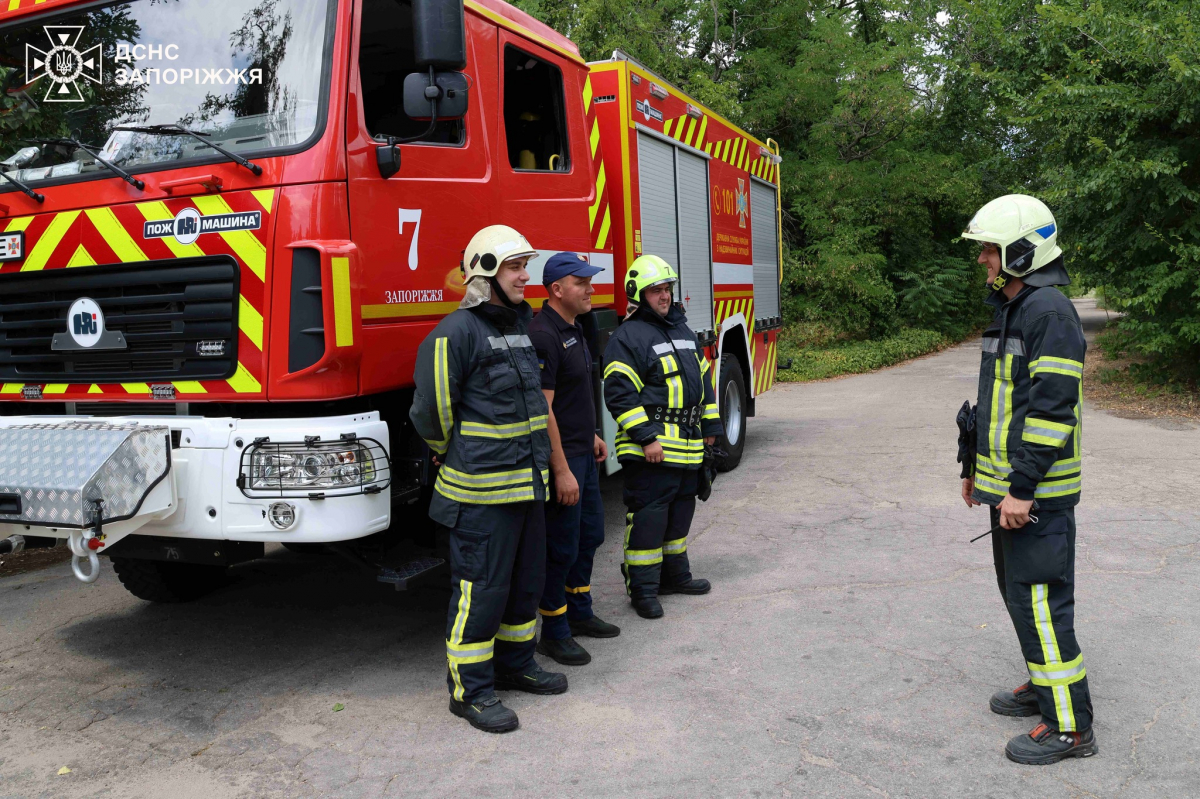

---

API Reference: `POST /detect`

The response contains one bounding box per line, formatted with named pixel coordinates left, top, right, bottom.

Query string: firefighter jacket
left=972, top=283, right=1086, bottom=510
left=602, top=303, right=724, bottom=468
left=410, top=301, right=551, bottom=527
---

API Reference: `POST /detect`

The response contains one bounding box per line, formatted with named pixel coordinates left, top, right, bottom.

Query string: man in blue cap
left=529, top=252, right=621, bottom=666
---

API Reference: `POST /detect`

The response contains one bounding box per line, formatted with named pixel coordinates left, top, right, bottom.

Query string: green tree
left=942, top=0, right=1200, bottom=380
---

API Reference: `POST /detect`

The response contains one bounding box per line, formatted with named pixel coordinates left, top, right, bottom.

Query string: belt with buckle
left=646, top=405, right=701, bottom=426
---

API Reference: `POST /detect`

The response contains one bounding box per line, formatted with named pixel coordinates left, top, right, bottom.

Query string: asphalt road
left=2, top=299, right=1198, bottom=797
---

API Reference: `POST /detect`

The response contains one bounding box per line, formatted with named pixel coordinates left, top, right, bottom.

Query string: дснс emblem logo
left=26, top=25, right=102, bottom=103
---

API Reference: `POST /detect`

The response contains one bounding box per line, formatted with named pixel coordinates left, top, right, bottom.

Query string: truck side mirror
left=412, top=0, right=466, bottom=70
left=376, top=137, right=400, bottom=179
left=403, top=71, right=469, bottom=121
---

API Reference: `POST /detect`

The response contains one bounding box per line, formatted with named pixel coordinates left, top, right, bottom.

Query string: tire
left=110, top=557, right=227, bottom=603
left=281, top=543, right=327, bottom=555
left=716, top=354, right=747, bottom=471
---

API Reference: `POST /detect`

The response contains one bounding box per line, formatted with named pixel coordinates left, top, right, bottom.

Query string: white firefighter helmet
left=961, top=194, right=1062, bottom=283
left=461, top=225, right=537, bottom=282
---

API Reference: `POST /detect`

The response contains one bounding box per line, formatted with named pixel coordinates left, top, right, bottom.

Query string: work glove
left=697, top=443, right=727, bottom=502
left=955, top=401, right=977, bottom=479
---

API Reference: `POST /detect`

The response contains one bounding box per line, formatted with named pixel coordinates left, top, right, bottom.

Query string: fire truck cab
left=0, top=0, right=781, bottom=600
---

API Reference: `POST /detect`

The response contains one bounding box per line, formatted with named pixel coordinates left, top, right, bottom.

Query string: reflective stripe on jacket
left=410, top=302, right=551, bottom=526
left=602, top=304, right=724, bottom=468
left=973, top=284, right=1086, bottom=510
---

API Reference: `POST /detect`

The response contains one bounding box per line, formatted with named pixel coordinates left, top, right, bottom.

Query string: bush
left=776, top=327, right=950, bottom=382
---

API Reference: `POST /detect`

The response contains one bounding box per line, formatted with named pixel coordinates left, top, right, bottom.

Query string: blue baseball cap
left=542, top=251, right=603, bottom=285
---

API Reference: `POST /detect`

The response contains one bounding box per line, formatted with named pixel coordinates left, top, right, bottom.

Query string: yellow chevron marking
left=88, top=384, right=102, bottom=394
left=595, top=207, right=611, bottom=249
left=583, top=76, right=593, bottom=111
left=23, top=210, right=79, bottom=271
left=663, top=118, right=674, bottom=138
left=227, top=361, right=262, bottom=393
left=136, top=201, right=205, bottom=258
left=696, top=115, right=708, bottom=149
left=0, top=383, right=23, bottom=393
left=7, top=1, right=19, bottom=10
left=121, top=383, right=151, bottom=394
left=192, top=195, right=266, bottom=281
left=251, top=189, right=275, bottom=213
left=66, top=244, right=96, bottom=268
left=239, top=294, right=264, bottom=350
left=590, top=162, right=607, bottom=226
left=332, top=256, right=354, bottom=347
left=704, top=142, right=713, bottom=155
left=683, top=117, right=697, bottom=147
left=173, top=381, right=207, bottom=394
left=589, top=120, right=601, bottom=158
left=43, top=384, right=68, bottom=394
left=85, top=207, right=147, bottom=263
left=5, top=216, right=33, bottom=232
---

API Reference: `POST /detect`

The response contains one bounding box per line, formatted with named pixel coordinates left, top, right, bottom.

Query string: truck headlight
left=238, top=438, right=390, bottom=497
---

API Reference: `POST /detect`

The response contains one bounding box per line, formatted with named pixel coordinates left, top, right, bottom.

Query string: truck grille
left=0, top=257, right=239, bottom=382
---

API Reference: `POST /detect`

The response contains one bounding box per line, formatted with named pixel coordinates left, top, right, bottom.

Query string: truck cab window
left=359, top=0, right=464, bottom=144
left=503, top=46, right=569, bottom=171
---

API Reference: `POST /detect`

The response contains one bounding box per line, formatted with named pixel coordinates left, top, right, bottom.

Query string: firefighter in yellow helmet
left=602, top=255, right=724, bottom=619
left=959, top=195, right=1097, bottom=764
left=410, top=225, right=566, bottom=733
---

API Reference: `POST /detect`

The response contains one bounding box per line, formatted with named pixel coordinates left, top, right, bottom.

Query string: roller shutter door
left=674, top=149, right=714, bottom=332
left=636, top=133, right=679, bottom=280
left=750, top=179, right=781, bottom=320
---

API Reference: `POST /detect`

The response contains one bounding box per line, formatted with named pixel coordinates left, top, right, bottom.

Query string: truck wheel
left=110, top=558, right=227, bottom=603
left=716, top=354, right=747, bottom=471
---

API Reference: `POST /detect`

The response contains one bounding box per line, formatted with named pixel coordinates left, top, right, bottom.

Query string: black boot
left=659, top=577, right=711, bottom=595
left=990, top=682, right=1040, bottom=717
left=632, top=596, right=663, bottom=619
left=449, top=696, right=519, bottom=733
left=569, top=615, right=622, bottom=638
left=495, top=663, right=569, bottom=695
left=536, top=636, right=591, bottom=666
left=1006, top=723, right=1098, bottom=765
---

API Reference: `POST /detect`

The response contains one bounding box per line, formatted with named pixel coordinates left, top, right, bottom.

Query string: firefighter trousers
left=990, top=506, right=1093, bottom=731
left=540, top=454, right=605, bottom=639
left=444, top=501, right=546, bottom=704
left=621, top=461, right=698, bottom=599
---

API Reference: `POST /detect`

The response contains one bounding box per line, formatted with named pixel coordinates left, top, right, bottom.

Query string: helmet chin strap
left=487, top=276, right=522, bottom=309
left=990, top=273, right=1008, bottom=292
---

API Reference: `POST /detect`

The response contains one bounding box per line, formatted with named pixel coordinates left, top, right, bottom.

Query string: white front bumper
left=0, top=411, right=391, bottom=546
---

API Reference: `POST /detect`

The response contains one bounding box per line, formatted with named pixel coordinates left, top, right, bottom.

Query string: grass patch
left=776, top=327, right=952, bottom=382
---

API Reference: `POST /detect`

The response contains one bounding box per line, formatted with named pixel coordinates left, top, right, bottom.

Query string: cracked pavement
left=2, top=299, right=1198, bottom=797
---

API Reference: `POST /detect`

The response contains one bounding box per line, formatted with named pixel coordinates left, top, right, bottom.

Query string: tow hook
left=67, top=531, right=101, bottom=583
left=68, top=499, right=105, bottom=584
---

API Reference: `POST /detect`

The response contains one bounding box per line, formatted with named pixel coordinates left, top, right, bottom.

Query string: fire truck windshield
left=0, top=0, right=334, bottom=187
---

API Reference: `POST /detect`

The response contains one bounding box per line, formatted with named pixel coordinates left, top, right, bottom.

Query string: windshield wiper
left=25, top=137, right=145, bottom=191
left=0, top=169, right=44, bottom=203
left=115, top=124, right=263, bottom=177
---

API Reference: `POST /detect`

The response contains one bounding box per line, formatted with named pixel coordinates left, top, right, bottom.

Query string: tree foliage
left=518, top=0, right=1200, bottom=379
left=942, top=0, right=1200, bottom=380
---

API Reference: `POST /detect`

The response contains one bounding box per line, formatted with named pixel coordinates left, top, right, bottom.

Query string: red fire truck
left=0, top=0, right=782, bottom=599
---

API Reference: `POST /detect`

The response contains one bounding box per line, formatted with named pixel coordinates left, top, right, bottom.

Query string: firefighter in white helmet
left=410, top=225, right=566, bottom=733
left=959, top=195, right=1097, bottom=764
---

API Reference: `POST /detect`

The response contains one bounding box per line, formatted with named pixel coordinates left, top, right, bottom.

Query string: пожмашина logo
left=26, top=26, right=102, bottom=103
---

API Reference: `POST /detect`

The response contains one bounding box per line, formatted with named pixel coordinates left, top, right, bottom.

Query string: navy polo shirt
left=529, top=303, right=596, bottom=459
